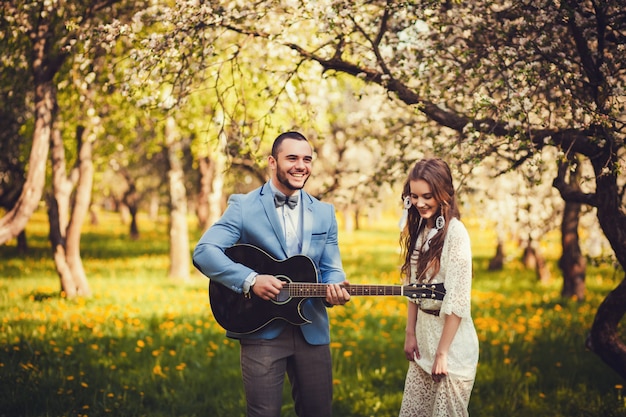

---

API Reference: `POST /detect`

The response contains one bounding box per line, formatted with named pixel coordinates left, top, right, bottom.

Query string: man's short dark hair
left=271, top=131, right=308, bottom=158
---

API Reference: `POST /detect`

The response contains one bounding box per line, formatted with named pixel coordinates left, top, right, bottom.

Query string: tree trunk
left=559, top=200, right=586, bottom=301
left=16, top=231, right=28, bottom=254
left=343, top=209, right=355, bottom=233
left=48, top=196, right=76, bottom=297
left=165, top=116, right=190, bottom=282
left=196, top=155, right=214, bottom=230
left=208, top=132, right=228, bottom=227
left=48, top=125, right=92, bottom=297
left=488, top=239, right=505, bottom=271
left=89, top=205, right=99, bottom=225
left=122, top=180, right=141, bottom=239
left=65, top=126, right=93, bottom=296
left=535, top=250, right=551, bottom=284
left=522, top=239, right=551, bottom=283
left=587, top=274, right=626, bottom=380
left=0, top=73, right=55, bottom=244
left=149, top=193, right=160, bottom=221
left=582, top=149, right=626, bottom=379
left=557, top=158, right=586, bottom=301
left=49, top=127, right=75, bottom=296
left=522, top=241, right=537, bottom=270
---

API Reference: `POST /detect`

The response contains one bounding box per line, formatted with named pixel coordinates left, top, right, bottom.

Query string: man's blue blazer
left=193, top=182, right=346, bottom=345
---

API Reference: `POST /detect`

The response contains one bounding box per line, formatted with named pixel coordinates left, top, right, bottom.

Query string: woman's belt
left=419, top=307, right=440, bottom=317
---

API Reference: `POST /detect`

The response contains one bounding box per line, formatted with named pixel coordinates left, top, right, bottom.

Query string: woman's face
left=409, top=179, right=438, bottom=225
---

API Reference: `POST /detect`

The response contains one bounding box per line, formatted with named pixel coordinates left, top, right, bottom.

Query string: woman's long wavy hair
left=400, top=158, right=460, bottom=283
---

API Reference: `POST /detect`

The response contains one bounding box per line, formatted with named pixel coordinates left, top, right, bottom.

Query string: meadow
left=1, top=210, right=626, bottom=417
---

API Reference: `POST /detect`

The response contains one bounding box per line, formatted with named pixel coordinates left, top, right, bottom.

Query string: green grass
left=1, top=211, right=625, bottom=416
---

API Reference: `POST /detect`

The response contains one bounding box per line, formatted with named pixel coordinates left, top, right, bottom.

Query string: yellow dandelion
left=81, top=382, right=88, bottom=388
left=343, top=351, right=353, bottom=358
left=153, top=365, right=166, bottom=378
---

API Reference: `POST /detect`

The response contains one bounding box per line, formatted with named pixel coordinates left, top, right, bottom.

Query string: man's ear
left=268, top=155, right=277, bottom=170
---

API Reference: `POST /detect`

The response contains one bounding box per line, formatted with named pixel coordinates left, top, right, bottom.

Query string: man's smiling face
left=269, top=138, right=312, bottom=195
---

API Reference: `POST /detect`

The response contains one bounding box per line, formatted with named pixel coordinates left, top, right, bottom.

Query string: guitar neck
left=285, top=283, right=404, bottom=297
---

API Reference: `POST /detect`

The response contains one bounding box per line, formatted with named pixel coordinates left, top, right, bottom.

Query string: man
left=193, top=131, right=351, bottom=417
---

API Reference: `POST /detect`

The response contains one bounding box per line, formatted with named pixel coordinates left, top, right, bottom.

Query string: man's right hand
left=251, top=274, right=284, bottom=300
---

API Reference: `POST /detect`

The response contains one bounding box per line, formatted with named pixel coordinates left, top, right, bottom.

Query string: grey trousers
left=239, top=325, right=333, bottom=417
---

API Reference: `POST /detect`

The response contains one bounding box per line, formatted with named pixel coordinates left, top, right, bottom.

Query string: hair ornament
left=398, top=195, right=412, bottom=230
left=435, top=215, right=445, bottom=230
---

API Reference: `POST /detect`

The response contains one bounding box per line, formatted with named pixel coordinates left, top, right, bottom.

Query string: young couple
left=193, top=131, right=478, bottom=417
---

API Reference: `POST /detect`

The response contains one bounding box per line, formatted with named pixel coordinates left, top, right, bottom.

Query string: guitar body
left=209, top=244, right=446, bottom=335
left=209, top=244, right=319, bottom=335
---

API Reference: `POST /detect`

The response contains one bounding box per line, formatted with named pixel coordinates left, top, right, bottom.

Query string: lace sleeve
left=439, top=219, right=473, bottom=318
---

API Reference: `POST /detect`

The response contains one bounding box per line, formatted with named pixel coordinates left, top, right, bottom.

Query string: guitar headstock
left=404, top=282, right=445, bottom=301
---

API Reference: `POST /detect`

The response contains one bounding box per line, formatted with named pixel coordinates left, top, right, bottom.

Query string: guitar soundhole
left=273, top=275, right=292, bottom=304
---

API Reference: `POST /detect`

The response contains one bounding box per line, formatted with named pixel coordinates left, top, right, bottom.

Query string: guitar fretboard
left=285, top=284, right=404, bottom=297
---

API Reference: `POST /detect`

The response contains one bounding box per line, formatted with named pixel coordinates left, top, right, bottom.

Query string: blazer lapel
left=300, top=191, right=314, bottom=254
left=260, top=182, right=290, bottom=256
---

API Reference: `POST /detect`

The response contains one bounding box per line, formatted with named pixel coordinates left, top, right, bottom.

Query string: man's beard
left=276, top=169, right=309, bottom=191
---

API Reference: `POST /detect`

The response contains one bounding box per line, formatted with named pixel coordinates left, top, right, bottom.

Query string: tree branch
left=553, top=147, right=598, bottom=206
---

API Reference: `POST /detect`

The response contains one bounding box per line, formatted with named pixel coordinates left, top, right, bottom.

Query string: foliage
left=195, top=0, right=626, bottom=230
left=1, top=211, right=625, bottom=416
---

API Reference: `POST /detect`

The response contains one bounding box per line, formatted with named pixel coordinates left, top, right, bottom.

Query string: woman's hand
left=404, top=332, right=420, bottom=361
left=431, top=351, right=448, bottom=383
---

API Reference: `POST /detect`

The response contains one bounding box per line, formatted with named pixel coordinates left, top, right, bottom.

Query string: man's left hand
left=325, top=281, right=351, bottom=305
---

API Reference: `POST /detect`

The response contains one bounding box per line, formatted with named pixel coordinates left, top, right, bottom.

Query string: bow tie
left=274, top=193, right=299, bottom=209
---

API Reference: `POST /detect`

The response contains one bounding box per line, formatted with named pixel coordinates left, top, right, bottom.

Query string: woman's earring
left=435, top=215, right=445, bottom=230
left=398, top=196, right=412, bottom=230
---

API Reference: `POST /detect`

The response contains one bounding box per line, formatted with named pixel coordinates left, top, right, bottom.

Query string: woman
left=398, top=158, right=479, bottom=417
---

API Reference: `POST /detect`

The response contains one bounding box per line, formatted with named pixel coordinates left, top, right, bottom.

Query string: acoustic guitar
left=209, top=244, right=445, bottom=334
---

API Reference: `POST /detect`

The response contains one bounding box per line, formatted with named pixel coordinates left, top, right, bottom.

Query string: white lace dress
left=399, top=218, right=479, bottom=417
